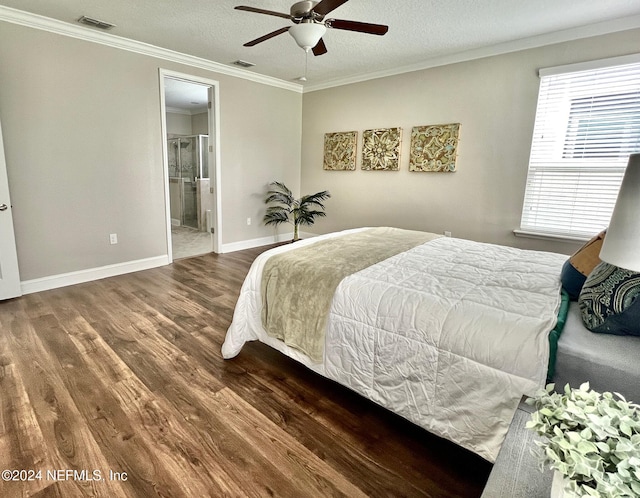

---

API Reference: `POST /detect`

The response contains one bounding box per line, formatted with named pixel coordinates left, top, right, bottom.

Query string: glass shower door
left=168, top=139, right=182, bottom=227
left=179, top=137, right=198, bottom=229
left=167, top=135, right=210, bottom=231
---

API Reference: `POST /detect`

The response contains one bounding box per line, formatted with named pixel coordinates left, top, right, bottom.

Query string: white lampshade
left=288, top=23, right=326, bottom=50
left=599, top=153, right=640, bottom=272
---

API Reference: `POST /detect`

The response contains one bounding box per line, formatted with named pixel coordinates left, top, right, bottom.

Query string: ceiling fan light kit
left=236, top=0, right=388, bottom=56
left=289, top=22, right=327, bottom=51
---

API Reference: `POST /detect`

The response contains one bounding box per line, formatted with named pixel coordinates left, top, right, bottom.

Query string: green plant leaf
left=546, top=446, right=560, bottom=463
left=567, top=431, right=582, bottom=444
left=263, top=182, right=330, bottom=230
left=582, top=486, right=599, bottom=497
left=580, top=427, right=593, bottom=440
left=578, top=441, right=599, bottom=455
left=628, top=456, right=640, bottom=467
left=620, top=421, right=633, bottom=437
left=573, top=460, right=593, bottom=478
left=618, top=466, right=631, bottom=479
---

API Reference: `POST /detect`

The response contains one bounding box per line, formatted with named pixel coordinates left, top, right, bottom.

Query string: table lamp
left=599, top=153, right=640, bottom=272
left=580, top=153, right=640, bottom=336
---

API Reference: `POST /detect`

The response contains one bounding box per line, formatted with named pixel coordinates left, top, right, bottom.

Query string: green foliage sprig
left=526, top=383, right=640, bottom=497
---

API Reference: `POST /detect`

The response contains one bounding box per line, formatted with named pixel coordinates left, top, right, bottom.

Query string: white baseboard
left=20, top=255, right=170, bottom=295
left=19, top=231, right=322, bottom=294
left=220, top=233, right=292, bottom=253
left=220, top=231, right=319, bottom=253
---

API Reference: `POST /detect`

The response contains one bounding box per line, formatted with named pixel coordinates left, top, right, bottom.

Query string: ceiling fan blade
left=235, top=6, right=292, bottom=20
left=326, top=18, right=388, bottom=35
left=243, top=27, right=290, bottom=47
left=312, top=38, right=328, bottom=56
left=312, top=0, right=349, bottom=16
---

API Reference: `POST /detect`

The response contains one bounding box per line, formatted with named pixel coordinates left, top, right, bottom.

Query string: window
left=518, top=55, right=640, bottom=240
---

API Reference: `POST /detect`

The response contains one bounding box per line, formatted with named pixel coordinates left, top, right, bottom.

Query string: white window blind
left=520, top=56, right=640, bottom=239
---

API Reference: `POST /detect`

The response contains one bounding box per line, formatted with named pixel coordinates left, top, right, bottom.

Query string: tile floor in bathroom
left=171, top=225, right=212, bottom=259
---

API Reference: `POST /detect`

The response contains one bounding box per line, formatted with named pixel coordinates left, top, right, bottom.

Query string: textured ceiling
left=2, top=0, right=640, bottom=89
left=164, top=78, right=209, bottom=112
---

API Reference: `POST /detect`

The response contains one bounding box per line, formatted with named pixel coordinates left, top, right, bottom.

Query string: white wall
left=300, top=28, right=640, bottom=255
left=166, top=112, right=193, bottom=136
left=0, top=21, right=302, bottom=281
left=1, top=16, right=637, bottom=285
left=165, top=111, right=208, bottom=137
left=191, top=112, right=208, bottom=136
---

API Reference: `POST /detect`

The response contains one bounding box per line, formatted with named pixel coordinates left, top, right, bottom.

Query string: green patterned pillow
left=579, top=262, right=640, bottom=336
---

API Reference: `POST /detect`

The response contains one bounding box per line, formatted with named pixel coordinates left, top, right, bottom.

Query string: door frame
left=158, top=69, right=222, bottom=259
left=0, top=116, right=22, bottom=299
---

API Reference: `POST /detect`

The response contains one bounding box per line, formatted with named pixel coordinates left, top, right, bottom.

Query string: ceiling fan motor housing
left=290, top=1, right=323, bottom=21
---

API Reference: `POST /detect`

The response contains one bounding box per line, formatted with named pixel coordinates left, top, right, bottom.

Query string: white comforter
left=222, top=229, right=566, bottom=461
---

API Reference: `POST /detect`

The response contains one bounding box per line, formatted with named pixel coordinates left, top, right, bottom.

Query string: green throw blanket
left=261, top=227, right=441, bottom=362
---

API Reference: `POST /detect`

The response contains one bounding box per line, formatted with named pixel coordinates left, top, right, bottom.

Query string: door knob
left=0, top=204, right=7, bottom=211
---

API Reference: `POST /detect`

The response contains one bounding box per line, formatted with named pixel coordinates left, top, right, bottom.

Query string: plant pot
left=550, top=471, right=580, bottom=498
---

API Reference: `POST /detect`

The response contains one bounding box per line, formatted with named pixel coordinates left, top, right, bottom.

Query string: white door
left=0, top=118, right=21, bottom=300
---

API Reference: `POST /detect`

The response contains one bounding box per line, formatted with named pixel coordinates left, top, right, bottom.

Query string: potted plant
left=526, top=383, right=640, bottom=498
left=263, top=181, right=331, bottom=242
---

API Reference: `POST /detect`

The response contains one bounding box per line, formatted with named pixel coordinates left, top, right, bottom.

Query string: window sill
left=513, top=229, right=590, bottom=244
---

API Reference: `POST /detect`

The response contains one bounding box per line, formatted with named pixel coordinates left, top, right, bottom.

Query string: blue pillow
left=579, top=261, right=640, bottom=336
left=560, top=260, right=587, bottom=300
left=560, top=230, right=606, bottom=300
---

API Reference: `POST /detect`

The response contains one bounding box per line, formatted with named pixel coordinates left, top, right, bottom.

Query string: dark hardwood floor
left=0, top=245, right=492, bottom=497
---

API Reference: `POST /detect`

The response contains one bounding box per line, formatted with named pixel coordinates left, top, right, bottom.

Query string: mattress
left=553, top=302, right=640, bottom=403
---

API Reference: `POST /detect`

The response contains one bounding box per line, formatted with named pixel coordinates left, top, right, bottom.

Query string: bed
left=222, top=227, right=569, bottom=462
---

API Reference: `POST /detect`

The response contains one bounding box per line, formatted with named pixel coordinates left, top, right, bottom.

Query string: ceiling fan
left=235, top=0, right=389, bottom=55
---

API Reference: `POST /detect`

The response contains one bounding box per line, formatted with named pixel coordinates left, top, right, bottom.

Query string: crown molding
left=165, top=106, right=208, bottom=116
left=0, top=5, right=303, bottom=94
left=166, top=107, right=192, bottom=116
left=3, top=5, right=639, bottom=95
left=303, top=14, right=640, bottom=93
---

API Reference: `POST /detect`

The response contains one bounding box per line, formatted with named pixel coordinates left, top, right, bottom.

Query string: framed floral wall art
left=361, top=127, right=402, bottom=171
left=323, top=131, right=357, bottom=171
left=409, top=123, right=460, bottom=172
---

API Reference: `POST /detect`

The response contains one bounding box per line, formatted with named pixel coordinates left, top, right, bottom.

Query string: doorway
left=159, top=70, right=221, bottom=260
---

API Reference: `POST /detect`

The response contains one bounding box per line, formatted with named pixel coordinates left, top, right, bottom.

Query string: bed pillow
left=560, top=229, right=606, bottom=300
left=579, top=261, right=640, bottom=336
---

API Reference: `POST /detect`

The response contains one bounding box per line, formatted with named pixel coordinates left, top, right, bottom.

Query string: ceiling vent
left=77, top=16, right=116, bottom=30
left=232, top=60, right=256, bottom=68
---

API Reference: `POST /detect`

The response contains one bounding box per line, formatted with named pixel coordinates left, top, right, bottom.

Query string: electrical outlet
left=246, top=217, right=251, bottom=226
left=444, top=231, right=452, bottom=237
left=110, top=233, right=118, bottom=244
